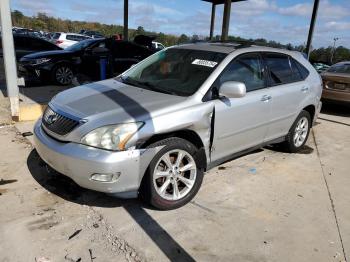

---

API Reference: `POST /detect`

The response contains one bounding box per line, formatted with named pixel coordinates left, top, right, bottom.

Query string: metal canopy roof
left=202, top=0, right=246, bottom=4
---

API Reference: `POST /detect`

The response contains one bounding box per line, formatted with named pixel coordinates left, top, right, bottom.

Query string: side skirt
left=206, top=136, right=286, bottom=171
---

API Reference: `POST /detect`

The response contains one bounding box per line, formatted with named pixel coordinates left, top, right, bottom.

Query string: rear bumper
left=33, top=119, right=158, bottom=196
left=322, top=89, right=350, bottom=103
left=314, top=100, right=322, bottom=125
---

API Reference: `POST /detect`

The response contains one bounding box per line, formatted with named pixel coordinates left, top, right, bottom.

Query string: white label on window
left=192, top=59, right=218, bottom=68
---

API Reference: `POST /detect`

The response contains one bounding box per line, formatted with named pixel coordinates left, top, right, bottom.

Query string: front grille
left=42, top=106, right=79, bottom=136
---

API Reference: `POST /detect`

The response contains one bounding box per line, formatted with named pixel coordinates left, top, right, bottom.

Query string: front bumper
left=33, top=120, right=158, bottom=196
left=314, top=100, right=322, bottom=125
left=18, top=63, right=51, bottom=83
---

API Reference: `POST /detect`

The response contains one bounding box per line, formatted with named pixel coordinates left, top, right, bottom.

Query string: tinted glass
left=118, top=48, right=227, bottom=96
left=65, top=39, right=101, bottom=52
left=29, top=38, right=54, bottom=50
left=289, top=58, right=304, bottom=82
left=328, top=64, right=350, bottom=74
left=265, top=54, right=297, bottom=85
left=66, top=35, right=77, bottom=41
left=294, top=59, right=310, bottom=79
left=52, top=33, right=61, bottom=40
left=218, top=54, right=265, bottom=92
left=13, top=36, right=27, bottom=49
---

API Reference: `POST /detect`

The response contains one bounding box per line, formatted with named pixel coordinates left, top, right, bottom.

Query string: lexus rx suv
left=34, top=43, right=322, bottom=210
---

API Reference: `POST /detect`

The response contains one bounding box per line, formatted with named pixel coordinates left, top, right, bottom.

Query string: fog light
left=90, top=172, right=121, bottom=182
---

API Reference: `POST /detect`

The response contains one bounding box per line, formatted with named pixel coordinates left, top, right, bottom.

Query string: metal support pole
left=330, top=37, right=339, bottom=64
left=123, top=0, right=128, bottom=41
left=305, top=0, right=319, bottom=59
left=221, top=0, right=231, bottom=41
left=209, top=3, right=216, bottom=40
left=0, top=0, right=19, bottom=121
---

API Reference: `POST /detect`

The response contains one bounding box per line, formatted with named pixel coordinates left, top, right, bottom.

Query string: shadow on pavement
left=321, top=100, right=350, bottom=117
left=27, top=149, right=195, bottom=262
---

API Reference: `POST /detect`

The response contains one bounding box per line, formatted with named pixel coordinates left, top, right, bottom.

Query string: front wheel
left=141, top=138, right=204, bottom=210
left=52, top=65, right=74, bottom=85
left=282, top=110, right=311, bottom=153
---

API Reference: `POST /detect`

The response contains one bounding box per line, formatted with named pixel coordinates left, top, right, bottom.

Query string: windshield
left=65, top=39, right=101, bottom=52
left=118, top=48, right=226, bottom=96
left=328, top=64, right=350, bottom=74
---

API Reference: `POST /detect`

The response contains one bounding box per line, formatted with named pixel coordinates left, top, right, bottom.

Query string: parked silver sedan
left=34, top=43, right=322, bottom=209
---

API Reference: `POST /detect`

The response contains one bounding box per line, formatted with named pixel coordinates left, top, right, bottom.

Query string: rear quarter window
left=265, top=53, right=304, bottom=85
left=66, top=35, right=77, bottom=41
left=292, top=58, right=310, bottom=80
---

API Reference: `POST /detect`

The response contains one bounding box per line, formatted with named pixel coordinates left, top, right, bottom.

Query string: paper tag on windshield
left=192, top=59, right=218, bottom=68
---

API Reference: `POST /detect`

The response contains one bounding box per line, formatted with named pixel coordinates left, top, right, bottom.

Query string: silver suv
left=34, top=43, right=322, bottom=209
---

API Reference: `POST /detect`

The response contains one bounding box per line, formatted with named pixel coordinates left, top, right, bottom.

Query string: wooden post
left=209, top=3, right=216, bottom=40
left=221, top=0, right=232, bottom=41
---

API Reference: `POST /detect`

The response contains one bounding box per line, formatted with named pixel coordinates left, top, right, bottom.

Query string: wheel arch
left=139, top=129, right=207, bottom=170
left=302, top=104, right=316, bottom=126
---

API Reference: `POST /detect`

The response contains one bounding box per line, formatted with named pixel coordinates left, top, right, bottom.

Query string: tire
left=52, top=64, right=74, bottom=85
left=282, top=110, right=311, bottom=153
left=140, top=137, right=204, bottom=210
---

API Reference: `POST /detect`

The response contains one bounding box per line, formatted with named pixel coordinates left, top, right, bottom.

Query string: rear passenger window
left=265, top=53, right=303, bottom=85
left=52, top=33, right=61, bottom=40
left=218, top=54, right=265, bottom=92
left=66, top=35, right=76, bottom=41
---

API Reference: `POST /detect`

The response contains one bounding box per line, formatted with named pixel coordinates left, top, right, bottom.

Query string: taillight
left=56, top=40, right=63, bottom=44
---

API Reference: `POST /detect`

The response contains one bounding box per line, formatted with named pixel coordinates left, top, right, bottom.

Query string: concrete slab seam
left=312, top=129, right=348, bottom=262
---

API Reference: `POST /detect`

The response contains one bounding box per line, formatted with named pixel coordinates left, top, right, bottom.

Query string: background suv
left=34, top=43, right=322, bottom=210
left=51, top=32, right=91, bottom=49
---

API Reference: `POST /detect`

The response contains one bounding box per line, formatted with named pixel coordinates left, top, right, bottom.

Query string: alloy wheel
left=153, top=149, right=197, bottom=201
left=293, top=116, right=309, bottom=147
left=55, top=66, right=73, bottom=85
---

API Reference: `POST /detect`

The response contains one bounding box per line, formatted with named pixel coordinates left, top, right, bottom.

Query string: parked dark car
left=18, top=38, right=155, bottom=85
left=0, top=34, right=62, bottom=60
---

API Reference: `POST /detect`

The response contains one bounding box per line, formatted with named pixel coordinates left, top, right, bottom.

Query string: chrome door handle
left=301, top=86, right=309, bottom=92
left=261, top=95, right=272, bottom=102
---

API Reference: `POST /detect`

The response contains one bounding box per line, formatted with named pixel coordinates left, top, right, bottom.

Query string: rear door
left=64, top=35, right=78, bottom=48
left=263, top=53, right=310, bottom=141
left=211, top=53, right=272, bottom=162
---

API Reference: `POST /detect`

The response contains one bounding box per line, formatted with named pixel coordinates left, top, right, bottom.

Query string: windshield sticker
left=192, top=59, right=218, bottom=68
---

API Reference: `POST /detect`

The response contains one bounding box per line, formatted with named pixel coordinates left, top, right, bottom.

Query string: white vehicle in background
left=52, top=32, right=91, bottom=49
left=152, top=41, right=165, bottom=50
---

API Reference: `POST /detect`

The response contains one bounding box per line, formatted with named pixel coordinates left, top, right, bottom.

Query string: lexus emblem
left=46, top=114, right=58, bottom=125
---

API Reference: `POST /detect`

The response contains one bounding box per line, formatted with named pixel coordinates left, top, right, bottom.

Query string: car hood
left=21, top=50, right=75, bottom=59
left=50, top=79, right=187, bottom=125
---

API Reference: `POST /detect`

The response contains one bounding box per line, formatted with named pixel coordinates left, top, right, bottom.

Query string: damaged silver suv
left=34, top=43, right=322, bottom=209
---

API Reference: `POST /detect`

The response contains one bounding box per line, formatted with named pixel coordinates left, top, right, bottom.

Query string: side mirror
left=219, top=81, right=246, bottom=98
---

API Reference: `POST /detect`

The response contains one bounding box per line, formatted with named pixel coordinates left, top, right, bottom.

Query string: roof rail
left=209, top=39, right=296, bottom=50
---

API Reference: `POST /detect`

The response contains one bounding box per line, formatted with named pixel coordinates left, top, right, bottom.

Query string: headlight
left=81, top=122, right=143, bottom=151
left=31, top=58, right=51, bottom=65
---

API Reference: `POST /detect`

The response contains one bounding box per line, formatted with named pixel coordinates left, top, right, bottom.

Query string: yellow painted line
left=19, top=104, right=47, bottom=121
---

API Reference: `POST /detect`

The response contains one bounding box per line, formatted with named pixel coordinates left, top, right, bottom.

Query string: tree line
left=11, top=10, right=350, bottom=64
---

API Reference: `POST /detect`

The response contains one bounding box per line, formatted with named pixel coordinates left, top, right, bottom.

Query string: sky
left=10, top=0, right=350, bottom=48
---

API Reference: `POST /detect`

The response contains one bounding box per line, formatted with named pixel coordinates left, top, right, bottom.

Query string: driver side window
left=218, top=53, right=266, bottom=92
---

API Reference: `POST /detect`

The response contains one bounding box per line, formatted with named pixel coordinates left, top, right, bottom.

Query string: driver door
left=210, top=53, right=272, bottom=162
left=80, top=40, right=108, bottom=80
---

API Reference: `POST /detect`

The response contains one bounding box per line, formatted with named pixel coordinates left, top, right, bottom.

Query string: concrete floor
left=0, top=103, right=349, bottom=262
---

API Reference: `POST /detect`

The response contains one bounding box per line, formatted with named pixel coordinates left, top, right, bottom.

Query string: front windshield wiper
left=119, top=76, right=176, bottom=95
